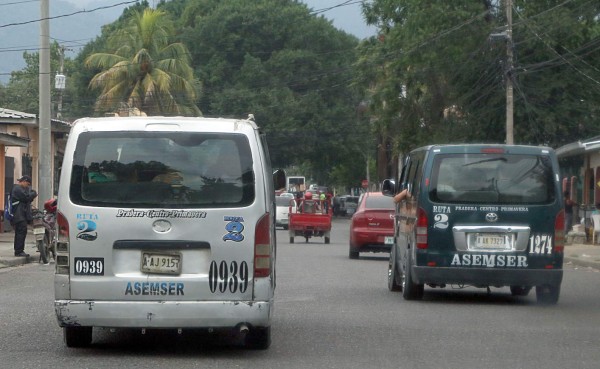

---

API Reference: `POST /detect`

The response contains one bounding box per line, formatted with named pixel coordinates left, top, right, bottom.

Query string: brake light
left=416, top=207, right=428, bottom=249
left=554, top=209, right=565, bottom=253
left=481, top=148, right=505, bottom=154
left=55, top=211, right=70, bottom=274
left=254, top=213, right=272, bottom=278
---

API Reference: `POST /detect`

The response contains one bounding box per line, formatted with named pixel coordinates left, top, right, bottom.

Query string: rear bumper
left=412, top=266, right=563, bottom=286
left=54, top=299, right=273, bottom=329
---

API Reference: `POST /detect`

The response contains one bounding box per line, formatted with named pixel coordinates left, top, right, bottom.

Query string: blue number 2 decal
left=223, top=221, right=244, bottom=242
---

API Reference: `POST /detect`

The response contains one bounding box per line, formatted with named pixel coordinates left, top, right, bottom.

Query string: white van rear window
left=430, top=154, right=556, bottom=204
left=70, top=132, right=255, bottom=208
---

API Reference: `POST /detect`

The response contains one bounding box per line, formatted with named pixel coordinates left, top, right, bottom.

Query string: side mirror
left=273, top=169, right=286, bottom=192
left=382, top=179, right=396, bottom=196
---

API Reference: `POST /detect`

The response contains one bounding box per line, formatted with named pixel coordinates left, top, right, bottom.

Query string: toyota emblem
left=485, top=213, right=498, bottom=222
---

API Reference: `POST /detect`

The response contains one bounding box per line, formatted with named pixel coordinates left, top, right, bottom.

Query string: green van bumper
left=412, top=266, right=563, bottom=287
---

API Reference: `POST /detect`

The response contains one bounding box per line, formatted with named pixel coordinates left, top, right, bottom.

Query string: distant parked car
left=344, top=196, right=359, bottom=216
left=276, top=195, right=297, bottom=229
left=349, top=192, right=395, bottom=259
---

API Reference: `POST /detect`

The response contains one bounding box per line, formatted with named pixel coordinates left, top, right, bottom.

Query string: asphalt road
left=1, top=217, right=600, bottom=369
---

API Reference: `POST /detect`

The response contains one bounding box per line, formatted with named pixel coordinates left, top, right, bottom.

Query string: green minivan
left=383, top=144, right=564, bottom=304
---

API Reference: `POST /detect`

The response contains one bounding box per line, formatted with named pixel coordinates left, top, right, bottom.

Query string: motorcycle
left=32, top=199, right=57, bottom=264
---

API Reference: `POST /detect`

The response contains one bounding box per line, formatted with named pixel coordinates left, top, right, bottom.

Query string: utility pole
left=505, top=0, right=514, bottom=144
left=55, top=45, right=66, bottom=119
left=39, top=0, right=52, bottom=206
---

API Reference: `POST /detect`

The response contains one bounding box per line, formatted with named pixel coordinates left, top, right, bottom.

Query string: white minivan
left=54, top=116, right=284, bottom=349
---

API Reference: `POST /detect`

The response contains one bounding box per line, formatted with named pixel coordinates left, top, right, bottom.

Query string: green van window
left=429, top=153, right=555, bottom=204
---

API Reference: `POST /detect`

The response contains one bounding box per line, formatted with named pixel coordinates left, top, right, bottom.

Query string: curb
left=564, top=256, right=600, bottom=270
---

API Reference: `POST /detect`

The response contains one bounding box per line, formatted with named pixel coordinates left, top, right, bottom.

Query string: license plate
left=33, top=227, right=45, bottom=235
left=470, top=233, right=511, bottom=250
left=141, top=252, right=182, bottom=275
left=384, top=236, right=394, bottom=245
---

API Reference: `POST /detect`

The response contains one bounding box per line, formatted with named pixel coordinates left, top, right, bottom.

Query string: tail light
left=554, top=209, right=565, bottom=253
left=254, top=213, right=272, bottom=278
left=416, top=207, right=428, bottom=249
left=55, top=211, right=70, bottom=274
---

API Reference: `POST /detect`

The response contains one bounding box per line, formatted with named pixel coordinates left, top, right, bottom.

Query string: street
left=1, top=217, right=600, bottom=369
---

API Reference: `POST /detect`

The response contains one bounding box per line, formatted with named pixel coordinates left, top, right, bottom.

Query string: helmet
left=304, top=192, right=313, bottom=200
left=44, top=198, right=57, bottom=213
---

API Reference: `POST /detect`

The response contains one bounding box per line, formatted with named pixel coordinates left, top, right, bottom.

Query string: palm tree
left=85, top=8, right=201, bottom=116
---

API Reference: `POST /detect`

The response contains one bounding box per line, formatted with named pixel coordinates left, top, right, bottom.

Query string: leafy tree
left=360, top=0, right=600, bottom=157
left=85, top=8, right=201, bottom=116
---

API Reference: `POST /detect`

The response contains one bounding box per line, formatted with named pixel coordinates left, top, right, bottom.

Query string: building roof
left=0, top=133, right=29, bottom=147
left=0, top=107, right=71, bottom=132
left=556, top=136, right=600, bottom=158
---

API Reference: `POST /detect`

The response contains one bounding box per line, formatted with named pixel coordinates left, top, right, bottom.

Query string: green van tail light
left=554, top=209, right=565, bottom=253
left=254, top=213, right=272, bottom=278
left=481, top=148, right=505, bottom=154
left=416, top=207, right=428, bottom=249
left=56, top=211, right=70, bottom=275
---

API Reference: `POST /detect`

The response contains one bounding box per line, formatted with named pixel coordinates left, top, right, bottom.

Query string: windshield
left=70, top=131, right=255, bottom=208
left=429, top=153, right=556, bottom=204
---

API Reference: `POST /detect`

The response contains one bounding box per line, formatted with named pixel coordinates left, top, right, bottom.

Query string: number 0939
left=74, top=257, right=105, bottom=275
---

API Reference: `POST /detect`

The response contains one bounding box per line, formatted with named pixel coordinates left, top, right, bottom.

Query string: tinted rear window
left=70, top=132, right=255, bottom=208
left=429, top=153, right=556, bottom=204
left=365, top=195, right=395, bottom=209
left=276, top=197, right=295, bottom=206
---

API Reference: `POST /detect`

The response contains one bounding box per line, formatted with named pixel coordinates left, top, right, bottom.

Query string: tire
left=402, top=251, right=424, bottom=300
left=348, top=247, right=359, bottom=259
left=64, top=327, right=93, bottom=348
left=44, top=232, right=56, bottom=261
left=536, top=284, right=560, bottom=305
left=37, top=239, right=48, bottom=264
left=388, top=247, right=402, bottom=292
left=283, top=225, right=288, bottom=230
left=289, top=237, right=294, bottom=244
left=305, top=237, right=309, bottom=243
left=245, top=326, right=271, bottom=350
left=510, top=285, right=532, bottom=296
left=324, top=237, right=330, bottom=244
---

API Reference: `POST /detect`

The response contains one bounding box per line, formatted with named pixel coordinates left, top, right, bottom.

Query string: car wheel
left=510, top=285, right=532, bottom=296
left=536, top=284, right=560, bottom=305
left=388, top=247, right=402, bottom=292
left=402, top=250, right=424, bottom=300
left=245, top=326, right=271, bottom=350
left=324, top=237, right=330, bottom=244
left=283, top=225, right=288, bottom=230
left=289, top=237, right=294, bottom=244
left=64, top=327, right=93, bottom=348
left=348, top=246, right=359, bottom=259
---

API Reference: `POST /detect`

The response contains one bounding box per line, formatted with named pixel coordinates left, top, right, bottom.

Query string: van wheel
left=64, top=327, right=92, bottom=348
left=245, top=326, right=271, bottom=350
left=510, top=286, right=532, bottom=296
left=536, top=284, right=560, bottom=305
left=324, top=237, right=330, bottom=244
left=289, top=237, right=294, bottom=244
left=388, top=247, right=402, bottom=292
left=402, top=252, right=424, bottom=300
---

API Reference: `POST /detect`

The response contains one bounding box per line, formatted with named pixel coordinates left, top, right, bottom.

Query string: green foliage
left=360, top=0, right=600, bottom=155
left=85, top=7, right=201, bottom=116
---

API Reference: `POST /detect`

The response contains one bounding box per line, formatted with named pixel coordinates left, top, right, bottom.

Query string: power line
left=0, top=0, right=137, bottom=28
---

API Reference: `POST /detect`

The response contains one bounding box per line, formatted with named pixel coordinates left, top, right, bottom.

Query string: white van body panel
left=54, top=117, right=275, bottom=332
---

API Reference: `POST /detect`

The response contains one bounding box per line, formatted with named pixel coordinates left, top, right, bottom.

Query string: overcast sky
left=62, top=0, right=377, bottom=39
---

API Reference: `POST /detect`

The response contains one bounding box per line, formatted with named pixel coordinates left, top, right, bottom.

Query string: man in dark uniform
left=11, top=175, right=37, bottom=257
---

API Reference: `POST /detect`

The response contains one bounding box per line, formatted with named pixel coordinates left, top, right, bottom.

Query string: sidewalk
left=0, top=229, right=599, bottom=270
left=0, top=228, right=41, bottom=268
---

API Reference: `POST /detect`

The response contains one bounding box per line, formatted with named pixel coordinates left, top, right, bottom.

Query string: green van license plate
left=470, top=234, right=511, bottom=250
left=141, top=252, right=182, bottom=275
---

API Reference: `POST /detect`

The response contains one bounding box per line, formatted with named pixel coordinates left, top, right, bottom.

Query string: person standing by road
left=11, top=175, right=37, bottom=257
left=564, top=191, right=574, bottom=234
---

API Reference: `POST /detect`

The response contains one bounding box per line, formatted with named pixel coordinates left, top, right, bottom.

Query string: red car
left=349, top=192, right=395, bottom=259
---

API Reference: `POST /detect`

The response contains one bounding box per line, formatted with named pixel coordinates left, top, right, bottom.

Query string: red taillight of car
left=254, top=213, right=272, bottom=278
left=481, top=147, right=505, bottom=154
left=416, top=207, right=428, bottom=249
left=554, top=209, right=565, bottom=253
left=55, top=211, right=70, bottom=275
